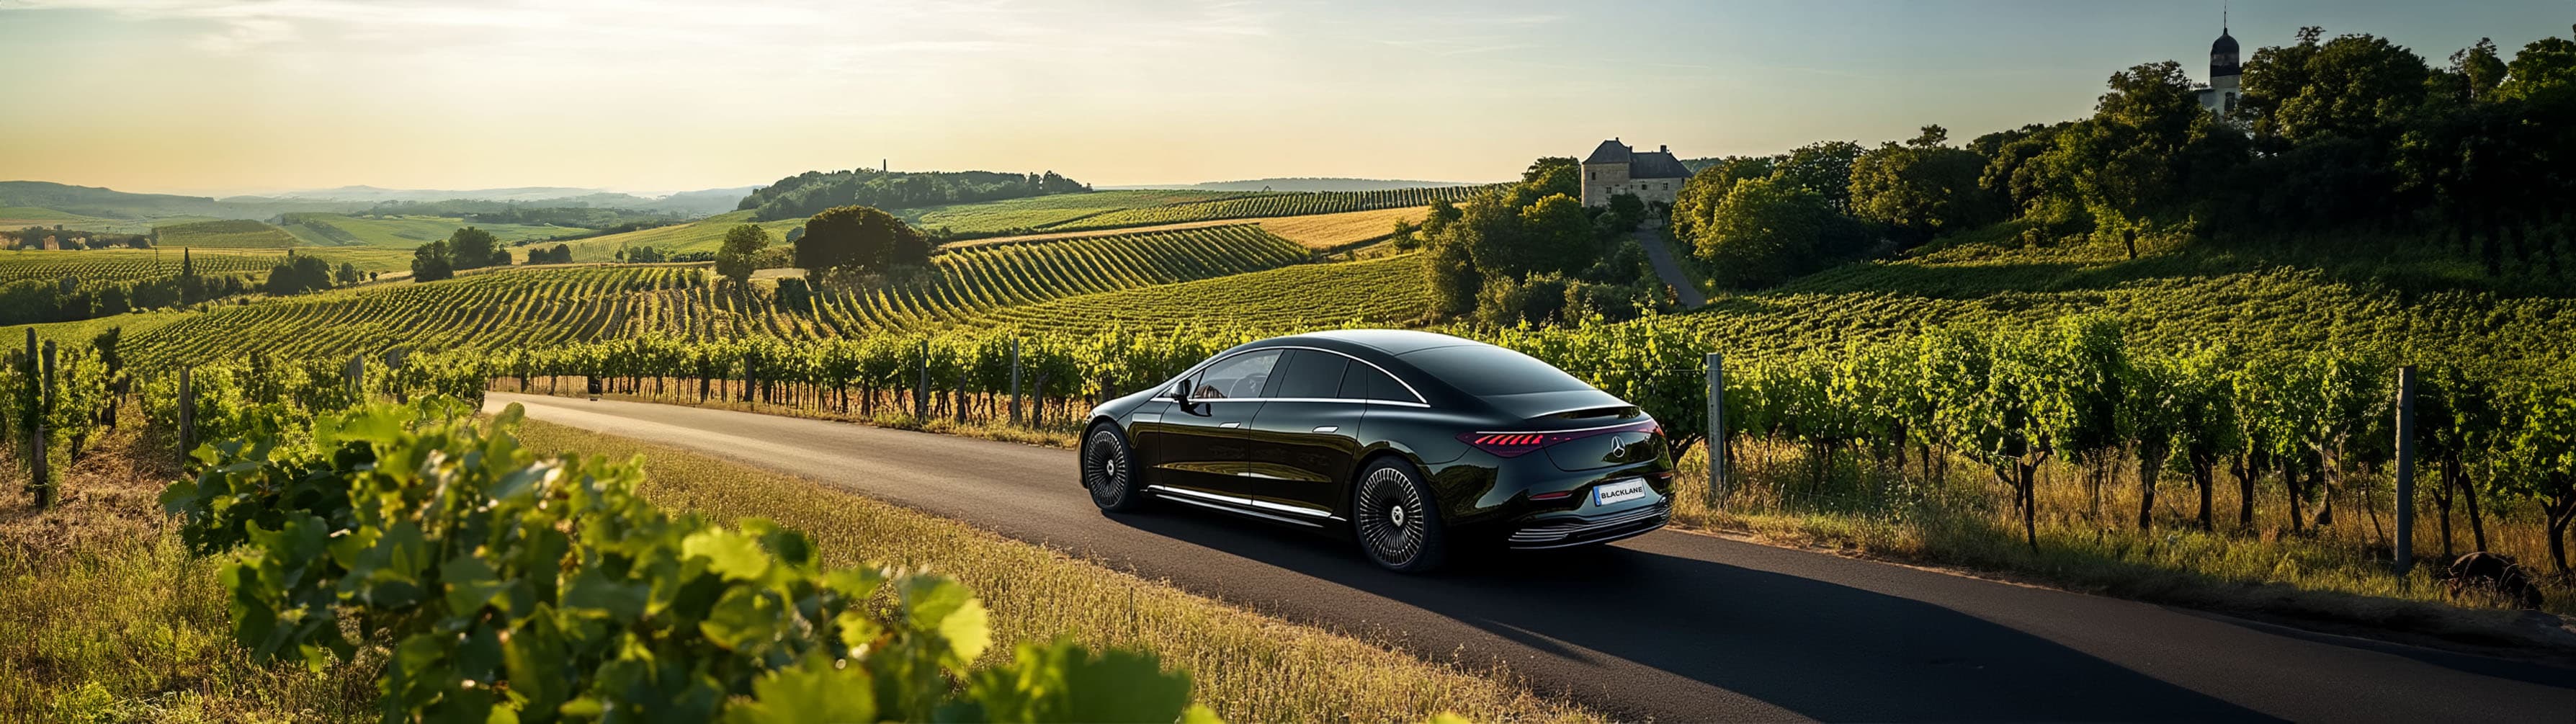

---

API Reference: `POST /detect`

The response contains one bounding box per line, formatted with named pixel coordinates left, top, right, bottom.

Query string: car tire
left=1082, top=423, right=1149, bottom=512
left=1351, top=458, right=1448, bottom=572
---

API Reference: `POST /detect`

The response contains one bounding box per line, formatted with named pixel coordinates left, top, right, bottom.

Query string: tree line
left=738, top=169, right=1090, bottom=222
left=1672, top=24, right=2576, bottom=287
left=1400, top=158, right=1671, bottom=326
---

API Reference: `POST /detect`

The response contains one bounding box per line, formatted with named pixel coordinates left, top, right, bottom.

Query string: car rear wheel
left=1352, top=459, right=1447, bottom=572
left=1083, top=424, right=1148, bottom=512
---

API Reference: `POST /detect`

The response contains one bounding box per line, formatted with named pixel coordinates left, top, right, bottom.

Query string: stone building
left=2195, top=19, right=2242, bottom=117
left=1580, top=138, right=1691, bottom=208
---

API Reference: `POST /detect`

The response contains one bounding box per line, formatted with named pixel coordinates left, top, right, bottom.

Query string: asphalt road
left=486, top=391, right=2576, bottom=722
left=1632, top=228, right=1707, bottom=308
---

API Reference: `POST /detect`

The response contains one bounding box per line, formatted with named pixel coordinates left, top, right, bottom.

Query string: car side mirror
left=1169, top=378, right=1194, bottom=405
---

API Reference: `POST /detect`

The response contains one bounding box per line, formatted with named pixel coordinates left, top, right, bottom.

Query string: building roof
left=1627, top=151, right=1691, bottom=179
left=1583, top=139, right=1632, bottom=165
left=2212, top=29, right=2237, bottom=55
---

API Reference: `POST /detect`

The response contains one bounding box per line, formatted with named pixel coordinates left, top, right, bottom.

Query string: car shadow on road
left=1105, top=509, right=2310, bottom=721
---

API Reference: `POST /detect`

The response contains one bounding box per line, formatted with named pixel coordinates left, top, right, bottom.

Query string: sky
left=2, top=0, right=2570, bottom=197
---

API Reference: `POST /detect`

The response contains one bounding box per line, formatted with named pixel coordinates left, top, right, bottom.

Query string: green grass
left=511, top=419, right=1597, bottom=723
left=555, top=210, right=803, bottom=262
left=277, top=213, right=591, bottom=249
left=151, top=219, right=300, bottom=249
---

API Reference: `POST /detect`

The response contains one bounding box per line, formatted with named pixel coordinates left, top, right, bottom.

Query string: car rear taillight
left=1457, top=419, right=1659, bottom=458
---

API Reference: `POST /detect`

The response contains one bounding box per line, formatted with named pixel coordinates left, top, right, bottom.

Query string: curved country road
left=485, top=392, right=2576, bottom=722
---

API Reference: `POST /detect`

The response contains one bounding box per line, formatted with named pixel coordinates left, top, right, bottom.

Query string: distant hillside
left=229, top=185, right=759, bottom=217
left=0, top=181, right=365, bottom=219
left=1103, top=177, right=1484, bottom=192
left=738, top=169, right=1088, bottom=221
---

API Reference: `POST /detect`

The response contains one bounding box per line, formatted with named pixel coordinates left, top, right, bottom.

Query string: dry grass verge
left=1, top=430, right=375, bottom=722
left=1660, top=443, right=2576, bottom=658
left=513, top=419, right=1596, bottom=723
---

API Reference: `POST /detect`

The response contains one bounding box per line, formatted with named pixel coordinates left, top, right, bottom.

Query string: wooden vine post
left=178, top=367, right=195, bottom=468
left=34, top=341, right=55, bottom=510
left=1010, top=338, right=1023, bottom=427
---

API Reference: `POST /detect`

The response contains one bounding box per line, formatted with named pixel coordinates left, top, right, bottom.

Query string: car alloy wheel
left=1083, top=426, right=1142, bottom=511
left=1354, top=464, right=1441, bottom=570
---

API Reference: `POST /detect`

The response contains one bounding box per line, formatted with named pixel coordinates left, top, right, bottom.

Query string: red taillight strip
left=1457, top=419, right=1660, bottom=457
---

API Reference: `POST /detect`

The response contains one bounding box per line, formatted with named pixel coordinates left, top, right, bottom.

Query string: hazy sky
left=4, top=0, right=2570, bottom=196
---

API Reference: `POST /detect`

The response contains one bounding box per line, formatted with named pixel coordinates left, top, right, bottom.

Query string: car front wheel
left=1082, top=423, right=1148, bottom=512
left=1352, top=459, right=1448, bottom=572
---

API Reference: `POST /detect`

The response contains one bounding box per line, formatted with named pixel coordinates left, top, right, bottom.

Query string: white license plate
left=1593, top=479, right=1649, bottom=506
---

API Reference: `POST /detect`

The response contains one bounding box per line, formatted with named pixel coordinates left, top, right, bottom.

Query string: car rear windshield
left=1398, top=344, right=1596, bottom=397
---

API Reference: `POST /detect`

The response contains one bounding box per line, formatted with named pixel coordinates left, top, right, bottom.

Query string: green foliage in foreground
left=159, top=400, right=1212, bottom=723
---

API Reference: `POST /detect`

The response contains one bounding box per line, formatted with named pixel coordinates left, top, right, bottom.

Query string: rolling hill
left=277, top=213, right=591, bottom=248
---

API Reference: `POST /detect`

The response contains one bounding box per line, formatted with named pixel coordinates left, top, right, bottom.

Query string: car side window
left=1190, top=350, right=1280, bottom=400
left=1274, top=350, right=1349, bottom=399
left=1337, top=362, right=1407, bottom=402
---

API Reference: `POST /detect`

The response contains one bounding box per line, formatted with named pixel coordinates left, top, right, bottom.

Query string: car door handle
left=1312, top=426, right=1338, bottom=433
left=1220, top=421, right=1241, bottom=429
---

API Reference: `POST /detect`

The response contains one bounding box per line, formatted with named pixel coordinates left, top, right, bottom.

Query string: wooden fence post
left=2394, top=365, right=2417, bottom=575
left=1707, top=352, right=1727, bottom=509
left=178, top=367, right=194, bottom=468
left=1010, top=338, right=1023, bottom=426
left=35, top=341, right=55, bottom=509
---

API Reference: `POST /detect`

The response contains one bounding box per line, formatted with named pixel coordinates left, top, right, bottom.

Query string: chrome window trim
left=1153, top=344, right=1430, bottom=406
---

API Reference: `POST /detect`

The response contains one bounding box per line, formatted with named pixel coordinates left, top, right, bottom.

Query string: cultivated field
left=951, top=205, right=1430, bottom=251
left=0, top=246, right=416, bottom=285
left=968, top=253, right=1431, bottom=333
left=277, top=213, right=590, bottom=248
left=555, top=210, right=805, bottom=262
left=148, top=219, right=300, bottom=248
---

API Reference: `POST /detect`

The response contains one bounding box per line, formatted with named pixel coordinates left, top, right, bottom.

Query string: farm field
left=555, top=210, right=805, bottom=262
left=966, top=253, right=1431, bottom=334
left=951, top=205, right=1431, bottom=251
left=0, top=246, right=416, bottom=285
left=898, top=189, right=1263, bottom=235
left=1, top=206, right=218, bottom=235
left=1045, top=185, right=1490, bottom=233
left=148, top=219, right=299, bottom=248
left=112, top=225, right=1315, bottom=368
left=276, top=212, right=590, bottom=248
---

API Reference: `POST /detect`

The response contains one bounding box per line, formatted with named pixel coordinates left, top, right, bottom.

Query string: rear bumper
left=1504, top=501, right=1671, bottom=549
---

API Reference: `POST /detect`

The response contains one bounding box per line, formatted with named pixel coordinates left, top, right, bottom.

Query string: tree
left=262, top=254, right=334, bottom=295
left=412, top=240, right=455, bottom=282
left=800, top=205, right=922, bottom=277
left=1516, top=193, right=1597, bottom=274
left=1671, top=156, right=1776, bottom=241
left=334, top=262, right=362, bottom=285
left=2240, top=30, right=2430, bottom=146
left=1849, top=125, right=2002, bottom=241
left=2044, top=61, right=2248, bottom=256
left=447, top=227, right=506, bottom=270
left=179, top=247, right=194, bottom=277
left=716, top=223, right=772, bottom=287
left=2452, top=37, right=2509, bottom=101
left=1689, top=176, right=1860, bottom=288
left=1771, top=140, right=1865, bottom=213
left=2491, top=31, right=2575, bottom=103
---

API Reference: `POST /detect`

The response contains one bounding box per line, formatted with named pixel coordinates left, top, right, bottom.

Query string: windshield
left=1399, top=344, right=1596, bottom=397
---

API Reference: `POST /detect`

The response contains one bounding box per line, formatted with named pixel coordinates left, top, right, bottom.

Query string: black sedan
left=1078, top=329, right=1675, bottom=572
